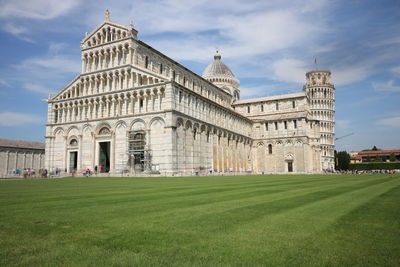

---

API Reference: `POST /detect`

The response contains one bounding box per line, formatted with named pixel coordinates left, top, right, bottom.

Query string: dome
left=202, top=52, right=240, bottom=88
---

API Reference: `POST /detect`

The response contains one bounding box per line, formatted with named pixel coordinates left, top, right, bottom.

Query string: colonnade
left=86, top=26, right=128, bottom=48
left=1, top=150, right=44, bottom=174
left=311, top=110, right=334, bottom=121
left=59, top=68, right=163, bottom=100
left=53, top=87, right=165, bottom=123
left=310, top=99, right=334, bottom=109
left=175, top=118, right=251, bottom=173
left=174, top=87, right=251, bottom=136
left=309, top=87, right=334, bottom=99
left=82, top=44, right=132, bottom=73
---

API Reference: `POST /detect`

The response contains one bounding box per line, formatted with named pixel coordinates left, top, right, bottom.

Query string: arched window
left=99, top=127, right=111, bottom=135
left=70, top=139, right=78, bottom=146
left=268, top=144, right=272, bottom=154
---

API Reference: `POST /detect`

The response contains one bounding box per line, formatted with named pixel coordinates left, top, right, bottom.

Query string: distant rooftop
left=0, top=139, right=45, bottom=150
left=233, top=92, right=306, bottom=105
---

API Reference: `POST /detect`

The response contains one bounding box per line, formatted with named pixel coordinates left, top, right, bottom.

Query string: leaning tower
left=304, top=70, right=335, bottom=170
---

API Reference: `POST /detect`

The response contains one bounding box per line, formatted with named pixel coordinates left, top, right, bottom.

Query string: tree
left=375, top=156, right=383, bottom=162
left=372, top=145, right=379, bottom=151
left=389, top=153, right=396, bottom=162
left=337, top=151, right=351, bottom=170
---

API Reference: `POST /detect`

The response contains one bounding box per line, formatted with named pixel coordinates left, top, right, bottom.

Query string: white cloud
left=372, top=80, right=400, bottom=92
left=101, top=0, right=326, bottom=63
left=0, top=0, right=81, bottom=20
left=2, top=23, right=34, bottom=42
left=332, top=65, right=369, bottom=86
left=10, top=43, right=80, bottom=95
left=377, top=116, right=400, bottom=128
left=391, top=66, right=400, bottom=76
left=0, top=112, right=43, bottom=126
left=16, top=54, right=80, bottom=73
left=271, top=58, right=307, bottom=84
left=0, top=79, right=10, bottom=87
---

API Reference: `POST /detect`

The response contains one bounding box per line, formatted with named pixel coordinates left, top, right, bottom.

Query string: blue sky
left=0, top=0, right=399, bottom=152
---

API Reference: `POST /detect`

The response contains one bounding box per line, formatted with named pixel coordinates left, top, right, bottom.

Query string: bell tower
left=304, top=70, right=335, bottom=170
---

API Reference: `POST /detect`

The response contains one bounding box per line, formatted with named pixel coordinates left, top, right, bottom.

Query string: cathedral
left=44, top=11, right=335, bottom=175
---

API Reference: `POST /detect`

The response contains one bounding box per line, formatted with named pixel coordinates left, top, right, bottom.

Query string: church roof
left=233, top=92, right=306, bottom=105
left=0, top=139, right=45, bottom=150
left=202, top=52, right=237, bottom=80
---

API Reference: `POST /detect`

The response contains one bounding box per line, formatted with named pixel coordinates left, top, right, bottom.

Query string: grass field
left=1, top=174, right=399, bottom=266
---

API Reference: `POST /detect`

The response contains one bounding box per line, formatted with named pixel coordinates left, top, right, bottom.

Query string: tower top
left=105, top=9, right=110, bottom=21
left=214, top=50, right=221, bottom=60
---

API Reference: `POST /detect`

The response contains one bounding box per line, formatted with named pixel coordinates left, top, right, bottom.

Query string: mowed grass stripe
left=0, top=174, right=399, bottom=266
left=1, top=175, right=385, bottom=225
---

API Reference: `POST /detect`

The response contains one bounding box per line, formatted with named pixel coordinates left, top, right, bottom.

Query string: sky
left=0, top=0, right=399, bottom=152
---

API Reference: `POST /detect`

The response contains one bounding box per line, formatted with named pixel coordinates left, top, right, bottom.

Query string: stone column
left=81, top=56, right=86, bottom=73
left=14, top=151, right=18, bottom=170
left=31, top=152, right=34, bottom=169
left=4, top=151, right=10, bottom=175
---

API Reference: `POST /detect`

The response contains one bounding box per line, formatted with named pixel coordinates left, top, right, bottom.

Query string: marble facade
left=45, top=11, right=335, bottom=175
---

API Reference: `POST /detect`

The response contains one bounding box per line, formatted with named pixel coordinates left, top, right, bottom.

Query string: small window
left=284, top=121, right=287, bottom=129
left=294, top=120, right=297, bottom=129
left=247, top=106, right=250, bottom=113
left=160, top=64, right=163, bottom=74
left=265, top=123, right=268, bottom=131
left=268, top=144, right=272, bottom=154
left=144, top=56, right=149, bottom=69
left=172, top=71, right=176, bottom=81
left=179, top=91, right=183, bottom=103
left=274, top=122, right=278, bottom=130
left=260, top=104, right=264, bottom=112
left=292, top=101, right=296, bottom=108
left=276, top=102, right=279, bottom=110
left=139, top=99, right=144, bottom=108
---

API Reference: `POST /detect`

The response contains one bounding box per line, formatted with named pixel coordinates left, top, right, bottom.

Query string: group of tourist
left=324, top=169, right=399, bottom=174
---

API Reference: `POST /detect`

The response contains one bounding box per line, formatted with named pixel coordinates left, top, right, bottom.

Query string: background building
left=0, top=139, right=45, bottom=175
left=351, top=150, right=400, bottom=163
left=45, top=11, right=335, bottom=175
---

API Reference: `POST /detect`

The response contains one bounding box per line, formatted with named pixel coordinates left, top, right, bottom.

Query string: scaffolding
left=127, top=130, right=151, bottom=173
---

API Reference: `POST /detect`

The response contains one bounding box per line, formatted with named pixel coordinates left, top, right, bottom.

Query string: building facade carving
left=45, top=12, right=335, bottom=175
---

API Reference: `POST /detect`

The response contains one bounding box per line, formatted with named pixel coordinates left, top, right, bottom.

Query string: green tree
left=389, top=153, right=396, bottom=162
left=372, top=145, right=379, bottom=151
left=375, top=156, right=383, bottom=162
left=337, top=151, right=351, bottom=170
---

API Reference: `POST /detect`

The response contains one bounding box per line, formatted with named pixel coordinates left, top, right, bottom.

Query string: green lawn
left=1, top=174, right=399, bottom=266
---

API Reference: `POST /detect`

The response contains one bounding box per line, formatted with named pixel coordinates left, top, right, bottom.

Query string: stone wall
left=0, top=148, right=45, bottom=176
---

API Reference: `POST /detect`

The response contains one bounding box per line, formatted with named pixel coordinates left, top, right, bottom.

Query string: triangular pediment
left=51, top=74, right=82, bottom=101
left=81, top=21, right=137, bottom=49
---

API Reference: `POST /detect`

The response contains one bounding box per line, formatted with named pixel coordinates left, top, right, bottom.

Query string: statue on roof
left=105, top=9, right=110, bottom=21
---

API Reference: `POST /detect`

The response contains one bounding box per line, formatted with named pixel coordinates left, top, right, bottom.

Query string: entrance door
left=69, top=151, right=78, bottom=172
left=288, top=161, right=293, bottom=173
left=99, top=142, right=110, bottom=173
